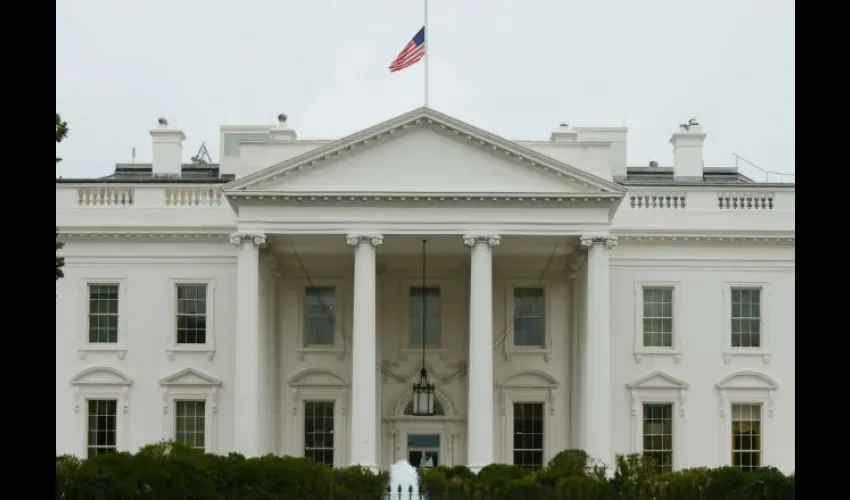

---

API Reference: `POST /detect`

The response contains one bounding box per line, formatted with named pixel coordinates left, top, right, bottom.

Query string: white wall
left=610, top=243, right=795, bottom=473
left=56, top=241, right=795, bottom=473
left=56, top=241, right=238, bottom=457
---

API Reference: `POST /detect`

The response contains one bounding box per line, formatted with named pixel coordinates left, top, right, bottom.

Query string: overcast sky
left=56, top=0, right=794, bottom=181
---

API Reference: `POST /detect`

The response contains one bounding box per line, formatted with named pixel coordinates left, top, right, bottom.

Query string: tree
left=56, top=113, right=68, bottom=163
left=56, top=231, right=64, bottom=281
left=56, top=113, right=68, bottom=280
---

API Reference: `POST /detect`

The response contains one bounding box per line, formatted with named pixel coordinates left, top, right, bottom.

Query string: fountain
left=386, top=460, right=422, bottom=499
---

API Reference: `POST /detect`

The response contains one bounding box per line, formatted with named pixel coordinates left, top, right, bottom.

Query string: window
left=642, top=288, right=673, bottom=348
left=87, top=399, right=117, bottom=458
left=731, top=404, right=761, bottom=470
left=88, top=284, right=119, bottom=343
left=513, top=288, right=545, bottom=347
left=304, top=401, right=334, bottom=466
left=409, top=286, right=440, bottom=347
left=304, top=286, right=336, bottom=346
left=642, top=403, right=673, bottom=474
left=176, top=284, right=208, bottom=344
left=175, top=401, right=206, bottom=450
left=731, top=288, right=761, bottom=348
left=513, top=403, right=544, bottom=471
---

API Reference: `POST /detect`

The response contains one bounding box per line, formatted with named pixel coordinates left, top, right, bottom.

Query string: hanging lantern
left=412, top=239, right=436, bottom=416
left=412, top=367, right=435, bottom=416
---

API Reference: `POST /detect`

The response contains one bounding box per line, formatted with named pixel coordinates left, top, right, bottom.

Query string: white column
left=463, top=234, right=500, bottom=473
left=579, top=235, right=616, bottom=469
left=346, top=234, right=383, bottom=472
left=230, top=232, right=266, bottom=457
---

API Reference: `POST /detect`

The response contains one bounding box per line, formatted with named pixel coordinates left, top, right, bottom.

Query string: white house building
left=55, top=108, right=795, bottom=475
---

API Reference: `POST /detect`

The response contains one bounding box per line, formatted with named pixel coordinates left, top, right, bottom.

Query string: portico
left=227, top=231, right=617, bottom=471
left=219, top=107, right=625, bottom=470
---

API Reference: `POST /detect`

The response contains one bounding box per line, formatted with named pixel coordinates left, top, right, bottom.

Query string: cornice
left=615, top=233, right=794, bottom=245
left=59, top=231, right=232, bottom=242
left=224, top=192, right=623, bottom=208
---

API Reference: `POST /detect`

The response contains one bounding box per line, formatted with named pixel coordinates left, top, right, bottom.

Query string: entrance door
left=407, top=434, right=440, bottom=469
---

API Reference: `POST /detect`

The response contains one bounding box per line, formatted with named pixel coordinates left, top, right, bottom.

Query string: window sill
left=296, top=346, right=344, bottom=361
left=503, top=346, right=552, bottom=362
left=721, top=349, right=771, bottom=364
left=633, top=348, right=682, bottom=364
left=78, top=345, right=127, bottom=360
left=400, top=348, right=447, bottom=361
left=167, top=345, right=216, bottom=361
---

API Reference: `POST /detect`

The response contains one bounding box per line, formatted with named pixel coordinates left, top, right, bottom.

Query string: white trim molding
left=70, top=366, right=133, bottom=457
left=503, top=280, right=553, bottom=362
left=293, top=277, right=348, bottom=360
left=398, top=277, right=452, bottom=361
left=159, top=368, right=223, bottom=453
left=496, top=370, right=560, bottom=465
left=632, top=281, right=683, bottom=363
left=715, top=370, right=778, bottom=466
left=721, top=282, right=772, bottom=364
left=77, top=277, right=128, bottom=360
left=626, top=372, right=689, bottom=470
left=288, top=368, right=349, bottom=468
left=166, top=278, right=217, bottom=361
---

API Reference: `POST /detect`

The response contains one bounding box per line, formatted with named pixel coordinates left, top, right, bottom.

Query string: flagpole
left=424, top=0, right=429, bottom=107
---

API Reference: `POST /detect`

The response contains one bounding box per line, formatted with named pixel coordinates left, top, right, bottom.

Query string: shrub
left=55, top=443, right=793, bottom=499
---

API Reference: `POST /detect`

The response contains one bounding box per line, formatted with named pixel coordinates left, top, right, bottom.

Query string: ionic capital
left=463, top=234, right=501, bottom=247
left=579, top=235, right=618, bottom=250
left=345, top=234, right=384, bottom=247
left=229, top=232, right=267, bottom=248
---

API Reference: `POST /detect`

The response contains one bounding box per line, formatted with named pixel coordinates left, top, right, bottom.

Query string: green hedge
left=56, top=443, right=794, bottom=499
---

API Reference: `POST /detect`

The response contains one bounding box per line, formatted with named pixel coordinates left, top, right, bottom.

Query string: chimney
left=670, top=118, right=706, bottom=181
left=149, top=118, right=186, bottom=176
left=572, top=126, right=629, bottom=179
left=550, top=123, right=577, bottom=142
left=270, top=113, right=297, bottom=140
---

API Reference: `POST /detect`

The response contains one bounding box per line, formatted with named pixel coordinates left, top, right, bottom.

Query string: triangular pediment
left=626, top=371, right=689, bottom=390
left=159, top=368, right=222, bottom=387
left=71, top=366, right=132, bottom=387
left=223, top=107, right=626, bottom=196
left=496, top=370, right=560, bottom=388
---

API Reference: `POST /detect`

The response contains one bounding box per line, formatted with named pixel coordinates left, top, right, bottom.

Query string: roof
left=56, top=163, right=233, bottom=184
left=622, top=166, right=794, bottom=187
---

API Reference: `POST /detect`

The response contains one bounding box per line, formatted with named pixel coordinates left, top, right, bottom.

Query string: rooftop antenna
left=732, top=153, right=796, bottom=183
left=131, top=147, right=136, bottom=164
left=191, top=142, right=213, bottom=165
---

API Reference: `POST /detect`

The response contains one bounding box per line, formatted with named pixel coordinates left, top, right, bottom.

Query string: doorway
left=407, top=434, right=440, bottom=469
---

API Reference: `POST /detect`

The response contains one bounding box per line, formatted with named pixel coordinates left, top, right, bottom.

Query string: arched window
left=403, top=398, right=445, bottom=416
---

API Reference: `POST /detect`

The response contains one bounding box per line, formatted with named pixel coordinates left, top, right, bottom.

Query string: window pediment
left=626, top=371, right=689, bottom=417
left=715, top=370, right=778, bottom=391
left=496, top=370, right=559, bottom=389
left=626, top=371, right=689, bottom=390
left=70, top=366, right=132, bottom=387
left=716, top=370, right=778, bottom=418
left=288, top=368, right=348, bottom=387
left=159, top=368, right=222, bottom=387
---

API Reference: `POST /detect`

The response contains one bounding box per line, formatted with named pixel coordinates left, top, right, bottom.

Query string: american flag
left=389, top=27, right=425, bottom=73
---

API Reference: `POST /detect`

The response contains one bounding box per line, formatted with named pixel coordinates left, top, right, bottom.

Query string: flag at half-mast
left=389, top=27, right=425, bottom=73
